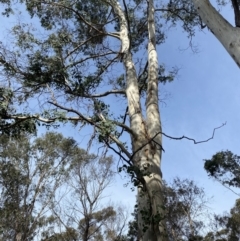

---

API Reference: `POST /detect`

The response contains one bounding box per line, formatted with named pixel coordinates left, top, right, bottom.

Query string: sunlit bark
left=111, top=0, right=167, bottom=240
left=192, top=0, right=240, bottom=68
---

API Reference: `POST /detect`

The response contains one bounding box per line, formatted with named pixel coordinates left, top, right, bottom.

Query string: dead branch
left=162, top=122, right=226, bottom=144
left=130, top=122, right=226, bottom=162
left=66, top=89, right=126, bottom=98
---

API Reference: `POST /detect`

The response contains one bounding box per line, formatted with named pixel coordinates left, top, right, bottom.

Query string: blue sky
left=0, top=0, right=239, bottom=221
left=159, top=4, right=240, bottom=214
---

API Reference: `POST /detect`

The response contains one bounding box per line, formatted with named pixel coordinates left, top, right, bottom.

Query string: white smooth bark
left=138, top=0, right=167, bottom=240
left=192, top=0, right=240, bottom=67
left=111, top=1, right=168, bottom=240
left=109, top=0, right=144, bottom=141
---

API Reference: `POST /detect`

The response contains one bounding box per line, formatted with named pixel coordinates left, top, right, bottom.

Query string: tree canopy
left=0, top=0, right=238, bottom=240
left=0, top=132, right=124, bottom=241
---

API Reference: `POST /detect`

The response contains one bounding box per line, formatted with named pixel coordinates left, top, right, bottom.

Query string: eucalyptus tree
left=204, top=150, right=240, bottom=193
left=192, top=0, right=240, bottom=68
left=0, top=132, right=83, bottom=240
left=125, top=178, right=211, bottom=241
left=164, top=178, right=211, bottom=241
left=202, top=199, right=240, bottom=241
left=0, top=131, right=119, bottom=241
left=51, top=152, right=128, bottom=241
left=0, top=0, right=208, bottom=240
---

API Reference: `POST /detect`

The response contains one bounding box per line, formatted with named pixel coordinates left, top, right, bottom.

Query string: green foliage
left=165, top=0, right=203, bottom=38
left=78, top=206, right=116, bottom=240
left=204, top=151, right=240, bottom=188
left=138, top=64, right=177, bottom=95
left=118, top=164, right=151, bottom=191
left=0, top=1, right=227, bottom=239
left=0, top=0, right=186, bottom=130
left=0, top=118, right=37, bottom=137
left=0, top=87, right=38, bottom=136
left=98, top=120, right=115, bottom=142
left=24, top=50, right=66, bottom=89
left=125, top=178, right=209, bottom=240
left=210, top=199, right=240, bottom=241
left=41, top=227, right=78, bottom=241
left=0, top=132, right=122, bottom=241
left=125, top=205, right=139, bottom=241
left=0, top=132, right=89, bottom=240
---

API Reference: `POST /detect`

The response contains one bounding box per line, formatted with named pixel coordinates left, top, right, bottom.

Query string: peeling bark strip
left=192, top=0, right=240, bottom=67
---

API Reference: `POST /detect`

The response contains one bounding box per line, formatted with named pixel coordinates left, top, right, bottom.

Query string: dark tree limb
left=130, top=122, right=226, bottom=162
left=231, top=0, right=240, bottom=27
left=66, top=89, right=126, bottom=98
left=162, top=122, right=226, bottom=144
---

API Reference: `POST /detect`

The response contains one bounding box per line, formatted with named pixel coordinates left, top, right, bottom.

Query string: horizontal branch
left=155, top=7, right=196, bottom=16
left=111, top=120, right=135, bottom=137
left=107, top=32, right=121, bottom=39
left=130, top=122, right=226, bottom=162
left=65, top=51, right=117, bottom=69
left=48, top=101, right=94, bottom=124
left=162, top=122, right=226, bottom=144
left=6, top=114, right=79, bottom=123
left=65, top=36, right=96, bottom=59
left=3, top=101, right=132, bottom=159
left=66, top=89, right=126, bottom=98
left=49, top=101, right=132, bottom=158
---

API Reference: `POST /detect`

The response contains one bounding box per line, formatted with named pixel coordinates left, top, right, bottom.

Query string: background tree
left=125, top=204, right=139, bottom=241
left=0, top=0, right=173, bottom=240
left=124, top=178, right=211, bottom=241
left=0, top=132, right=82, bottom=240
left=0, top=132, right=123, bottom=241
left=204, top=150, right=240, bottom=193
left=49, top=151, right=128, bottom=241
left=41, top=227, right=79, bottom=241
left=164, top=178, right=210, bottom=241
left=187, top=150, right=240, bottom=240
left=201, top=198, right=240, bottom=241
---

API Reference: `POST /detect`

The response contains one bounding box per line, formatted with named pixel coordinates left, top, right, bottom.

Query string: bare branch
left=130, top=123, right=226, bottom=162
left=64, top=36, right=97, bottom=59
left=66, top=89, right=126, bottom=98
left=117, top=107, right=128, bottom=138
left=49, top=101, right=132, bottom=158
left=162, top=122, right=226, bottom=144
left=112, top=119, right=135, bottom=136
left=65, top=51, right=116, bottom=69
left=6, top=114, right=80, bottom=123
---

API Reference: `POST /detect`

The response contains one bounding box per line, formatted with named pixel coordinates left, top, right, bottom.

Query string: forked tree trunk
left=111, top=0, right=168, bottom=240
left=192, top=0, right=240, bottom=67
left=138, top=0, right=167, bottom=240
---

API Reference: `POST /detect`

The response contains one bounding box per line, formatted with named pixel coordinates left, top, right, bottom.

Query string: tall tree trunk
left=111, top=0, right=168, bottom=240
left=192, top=0, right=240, bottom=68
left=138, top=0, right=167, bottom=240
